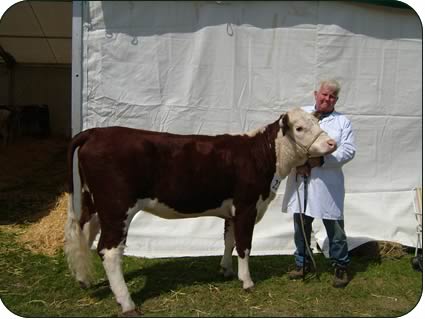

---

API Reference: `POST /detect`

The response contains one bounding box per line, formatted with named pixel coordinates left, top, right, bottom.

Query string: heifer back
left=71, top=127, right=276, bottom=218
left=65, top=107, right=336, bottom=315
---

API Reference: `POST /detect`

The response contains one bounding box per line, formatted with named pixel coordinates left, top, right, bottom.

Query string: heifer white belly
left=138, top=198, right=235, bottom=219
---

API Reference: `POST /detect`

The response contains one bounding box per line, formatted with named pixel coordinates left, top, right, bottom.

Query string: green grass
left=0, top=230, right=422, bottom=317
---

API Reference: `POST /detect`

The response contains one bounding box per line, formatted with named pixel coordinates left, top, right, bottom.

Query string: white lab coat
left=281, top=105, right=356, bottom=220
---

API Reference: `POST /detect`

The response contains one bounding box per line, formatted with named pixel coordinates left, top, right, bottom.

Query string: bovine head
left=275, top=107, right=337, bottom=177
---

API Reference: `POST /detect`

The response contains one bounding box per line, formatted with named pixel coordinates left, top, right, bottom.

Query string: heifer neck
left=258, top=123, right=279, bottom=172
left=258, top=120, right=300, bottom=180
left=274, top=130, right=308, bottom=179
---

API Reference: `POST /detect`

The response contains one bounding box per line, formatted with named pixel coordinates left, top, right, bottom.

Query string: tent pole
left=71, top=1, right=83, bottom=212
left=71, top=0, right=83, bottom=137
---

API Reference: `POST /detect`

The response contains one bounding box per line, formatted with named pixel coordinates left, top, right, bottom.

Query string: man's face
left=314, top=85, right=338, bottom=113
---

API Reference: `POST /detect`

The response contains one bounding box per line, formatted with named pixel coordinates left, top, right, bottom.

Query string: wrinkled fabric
left=81, top=1, right=421, bottom=257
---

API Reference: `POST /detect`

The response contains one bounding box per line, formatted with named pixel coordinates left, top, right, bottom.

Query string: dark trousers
left=293, top=213, right=350, bottom=267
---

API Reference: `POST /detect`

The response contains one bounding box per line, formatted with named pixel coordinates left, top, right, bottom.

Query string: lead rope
left=295, top=174, right=318, bottom=280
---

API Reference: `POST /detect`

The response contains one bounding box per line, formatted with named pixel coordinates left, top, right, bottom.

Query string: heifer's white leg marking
left=102, top=245, right=136, bottom=313
left=238, top=249, right=254, bottom=290
left=220, top=218, right=235, bottom=277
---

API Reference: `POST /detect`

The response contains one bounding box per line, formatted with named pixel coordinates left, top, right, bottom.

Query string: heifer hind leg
left=220, top=218, right=235, bottom=278
left=81, top=191, right=101, bottom=249
left=99, top=240, right=136, bottom=314
left=82, top=213, right=100, bottom=249
left=97, top=205, right=139, bottom=315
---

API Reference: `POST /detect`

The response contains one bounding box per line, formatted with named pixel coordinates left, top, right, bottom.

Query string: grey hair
left=317, top=79, right=341, bottom=97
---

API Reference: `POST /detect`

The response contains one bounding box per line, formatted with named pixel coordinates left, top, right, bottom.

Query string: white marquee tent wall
left=75, top=1, right=422, bottom=257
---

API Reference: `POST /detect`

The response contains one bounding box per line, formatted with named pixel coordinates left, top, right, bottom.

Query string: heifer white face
left=286, top=108, right=336, bottom=157
left=275, top=107, right=337, bottom=177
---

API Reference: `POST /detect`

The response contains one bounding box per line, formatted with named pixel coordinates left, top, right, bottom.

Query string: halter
left=285, top=129, right=325, bottom=157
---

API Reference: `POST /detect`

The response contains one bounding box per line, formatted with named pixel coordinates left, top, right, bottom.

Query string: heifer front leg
left=220, top=218, right=235, bottom=278
left=237, top=249, right=254, bottom=290
left=234, top=203, right=257, bottom=291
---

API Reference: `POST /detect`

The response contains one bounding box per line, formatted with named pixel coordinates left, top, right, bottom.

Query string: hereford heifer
left=65, top=107, right=337, bottom=314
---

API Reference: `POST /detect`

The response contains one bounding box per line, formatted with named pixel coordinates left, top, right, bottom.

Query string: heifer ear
left=279, top=113, right=289, bottom=136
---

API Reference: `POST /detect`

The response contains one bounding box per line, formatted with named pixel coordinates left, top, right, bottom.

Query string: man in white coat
left=282, top=79, right=356, bottom=288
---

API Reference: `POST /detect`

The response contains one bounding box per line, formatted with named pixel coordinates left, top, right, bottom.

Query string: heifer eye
left=295, top=127, right=303, bottom=132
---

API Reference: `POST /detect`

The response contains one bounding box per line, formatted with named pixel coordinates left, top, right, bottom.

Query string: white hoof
left=242, top=280, right=254, bottom=291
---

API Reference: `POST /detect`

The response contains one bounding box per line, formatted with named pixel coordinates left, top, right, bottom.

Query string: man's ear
left=279, top=113, right=289, bottom=136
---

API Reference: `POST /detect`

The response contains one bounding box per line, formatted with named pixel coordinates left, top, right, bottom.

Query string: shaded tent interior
left=0, top=0, right=71, bottom=139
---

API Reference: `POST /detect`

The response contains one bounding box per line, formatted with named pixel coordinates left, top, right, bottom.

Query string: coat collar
left=303, top=105, right=336, bottom=122
left=314, top=105, right=335, bottom=120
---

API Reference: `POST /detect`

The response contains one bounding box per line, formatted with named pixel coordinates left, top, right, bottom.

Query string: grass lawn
left=0, top=229, right=422, bottom=317
left=0, top=138, right=423, bottom=317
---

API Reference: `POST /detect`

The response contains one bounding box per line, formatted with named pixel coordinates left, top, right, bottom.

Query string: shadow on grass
left=79, top=241, right=412, bottom=316
left=316, top=238, right=384, bottom=282
left=87, top=240, right=388, bottom=306
left=88, top=254, right=295, bottom=304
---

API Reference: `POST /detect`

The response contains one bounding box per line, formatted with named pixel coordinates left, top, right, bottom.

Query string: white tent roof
left=0, top=0, right=71, bottom=65
left=0, top=0, right=416, bottom=66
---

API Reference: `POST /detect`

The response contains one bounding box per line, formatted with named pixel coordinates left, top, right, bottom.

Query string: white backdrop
left=81, top=1, right=422, bottom=257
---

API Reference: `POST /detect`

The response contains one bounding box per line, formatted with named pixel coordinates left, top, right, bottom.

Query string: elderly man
left=282, top=79, right=356, bottom=288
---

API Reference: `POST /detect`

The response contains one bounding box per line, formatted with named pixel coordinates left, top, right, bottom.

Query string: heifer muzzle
left=287, top=130, right=326, bottom=157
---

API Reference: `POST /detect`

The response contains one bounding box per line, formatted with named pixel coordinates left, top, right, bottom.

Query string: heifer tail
left=64, top=130, right=94, bottom=287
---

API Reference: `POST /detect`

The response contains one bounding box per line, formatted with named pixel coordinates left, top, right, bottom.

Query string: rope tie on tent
left=227, top=23, right=234, bottom=36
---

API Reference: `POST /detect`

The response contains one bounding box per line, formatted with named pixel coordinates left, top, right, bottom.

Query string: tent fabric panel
left=81, top=1, right=421, bottom=257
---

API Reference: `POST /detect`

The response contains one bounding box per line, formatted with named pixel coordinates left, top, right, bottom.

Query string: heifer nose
left=327, top=139, right=337, bottom=150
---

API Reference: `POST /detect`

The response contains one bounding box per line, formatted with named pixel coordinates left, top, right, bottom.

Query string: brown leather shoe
left=333, top=265, right=349, bottom=288
left=288, top=265, right=310, bottom=280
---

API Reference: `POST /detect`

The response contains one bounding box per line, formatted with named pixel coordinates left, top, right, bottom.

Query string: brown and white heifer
left=65, top=107, right=336, bottom=314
